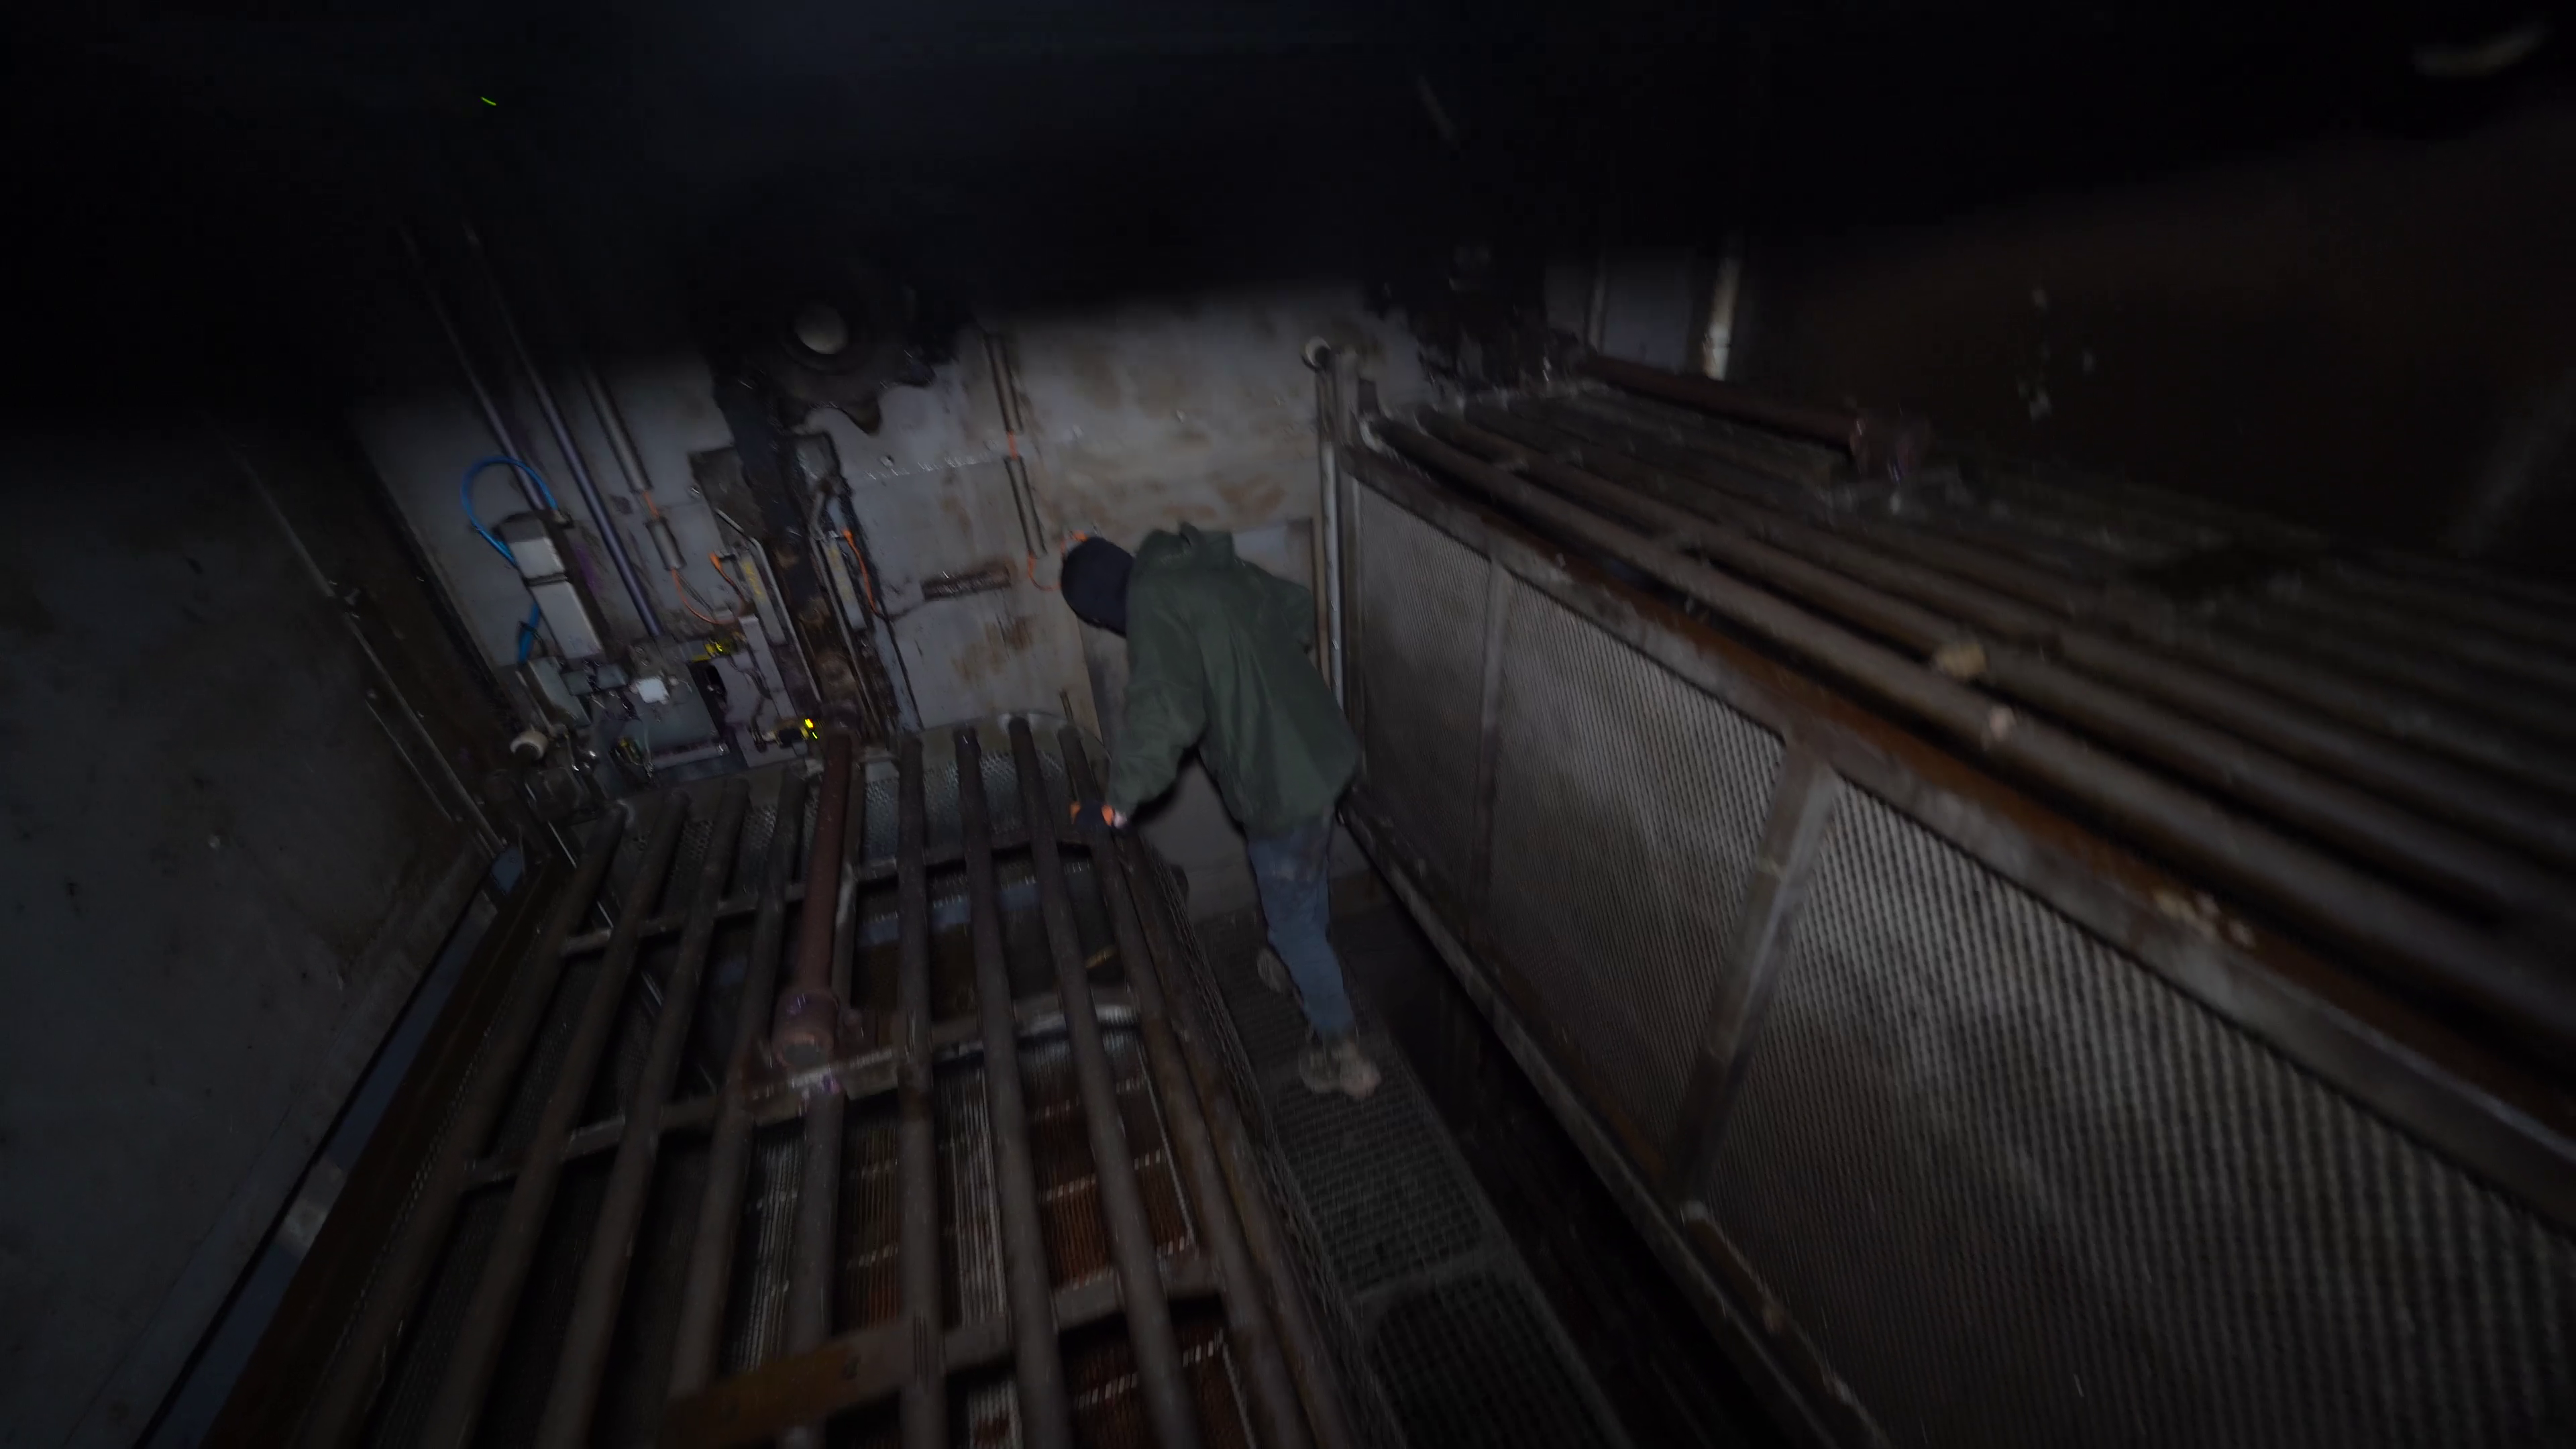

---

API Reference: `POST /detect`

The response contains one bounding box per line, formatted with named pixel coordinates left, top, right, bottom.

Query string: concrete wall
left=353, top=277, right=1425, bottom=912
left=0, top=421, right=500, bottom=1446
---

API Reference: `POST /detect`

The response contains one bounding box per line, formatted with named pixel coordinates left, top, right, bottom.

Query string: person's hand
left=1069, top=799, right=1127, bottom=830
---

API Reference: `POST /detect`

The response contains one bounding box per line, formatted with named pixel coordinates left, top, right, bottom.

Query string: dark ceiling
left=4, top=1, right=2562, bottom=404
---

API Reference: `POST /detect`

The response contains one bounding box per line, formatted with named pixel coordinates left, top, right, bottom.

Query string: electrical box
left=498, top=511, right=610, bottom=660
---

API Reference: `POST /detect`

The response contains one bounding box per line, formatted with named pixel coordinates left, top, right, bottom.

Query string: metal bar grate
left=258, top=720, right=1346, bottom=1449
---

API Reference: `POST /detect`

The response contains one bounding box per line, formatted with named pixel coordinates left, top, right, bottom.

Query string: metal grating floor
left=1196, top=912, right=1631, bottom=1449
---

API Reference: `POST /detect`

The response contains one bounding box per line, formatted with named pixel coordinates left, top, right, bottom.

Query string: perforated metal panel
left=1485, top=584, right=1782, bottom=1144
left=1367, top=1275, right=1621, bottom=1449
left=1265, top=1057, right=1488, bottom=1295
left=1705, top=788, right=2576, bottom=1448
left=1354, top=485, right=1489, bottom=898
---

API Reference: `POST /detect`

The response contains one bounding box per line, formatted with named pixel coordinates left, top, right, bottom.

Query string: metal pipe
left=1366, top=428, right=2576, bottom=1053
left=1432, top=407, right=2555, bottom=907
left=1116, top=835, right=1362, bottom=1449
left=537, top=780, right=751, bottom=1448
left=292, top=812, right=629, bottom=1449
left=415, top=796, right=691, bottom=1448
left=775, top=732, right=854, bottom=1068
left=1009, top=719, right=1205, bottom=1449
left=783, top=757, right=865, bottom=1449
left=1063, top=730, right=1312, bottom=1449
left=1443, top=409, right=2576, bottom=892
left=957, top=731, right=1075, bottom=1449
left=1501, top=396, right=2576, bottom=849
left=462, top=223, right=663, bottom=638
left=398, top=224, right=544, bottom=512
left=1307, top=342, right=1346, bottom=704
left=1305, top=341, right=1337, bottom=692
left=667, top=767, right=809, bottom=1397
left=980, top=327, right=1047, bottom=558
left=892, top=741, right=947, bottom=1449
left=2214, top=592, right=2576, bottom=751
left=2314, top=559, right=2576, bottom=656
left=577, top=356, right=657, bottom=519
left=1579, top=352, right=1929, bottom=480
left=227, top=442, right=501, bottom=851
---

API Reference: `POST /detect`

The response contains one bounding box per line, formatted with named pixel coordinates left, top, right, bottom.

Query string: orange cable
left=840, top=529, right=883, bottom=615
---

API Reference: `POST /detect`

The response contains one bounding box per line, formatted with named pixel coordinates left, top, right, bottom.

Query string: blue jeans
left=1246, top=816, right=1354, bottom=1040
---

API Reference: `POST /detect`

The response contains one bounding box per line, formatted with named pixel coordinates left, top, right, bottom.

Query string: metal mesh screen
left=1367, top=1274, right=1621, bottom=1449
left=1704, top=786, right=2576, bottom=1448
left=1354, top=485, right=1489, bottom=900
left=1484, top=583, right=1782, bottom=1144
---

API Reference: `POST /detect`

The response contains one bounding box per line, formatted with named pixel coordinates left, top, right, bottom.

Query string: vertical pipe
left=1116, top=834, right=1361, bottom=1449
left=415, top=796, right=692, bottom=1448
left=892, top=740, right=948, bottom=1449
left=1063, top=730, right=1312, bottom=1449
left=577, top=355, right=657, bottom=512
left=537, top=781, right=751, bottom=1448
left=979, top=328, right=1048, bottom=559
left=1304, top=341, right=1340, bottom=698
left=1009, top=720, right=1203, bottom=1449
left=667, top=768, right=809, bottom=1397
left=774, top=733, right=854, bottom=1067
left=462, top=223, right=662, bottom=638
left=782, top=759, right=865, bottom=1449
left=397, top=225, right=545, bottom=512
left=957, top=731, right=1075, bottom=1449
left=293, top=812, right=629, bottom=1449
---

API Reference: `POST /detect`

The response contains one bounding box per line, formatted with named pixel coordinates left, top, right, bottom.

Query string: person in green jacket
left=1061, top=525, right=1381, bottom=1099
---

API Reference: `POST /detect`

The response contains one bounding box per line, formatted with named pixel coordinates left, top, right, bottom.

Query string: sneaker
left=1297, top=1036, right=1383, bottom=1100
left=1254, top=947, right=1291, bottom=996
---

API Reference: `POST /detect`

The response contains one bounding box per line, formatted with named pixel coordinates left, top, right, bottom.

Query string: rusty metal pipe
left=414, top=795, right=692, bottom=1448
left=537, top=780, right=751, bottom=1448
left=1578, top=352, right=1929, bottom=480
left=292, top=811, right=629, bottom=1449
left=1366, top=429, right=2576, bottom=1053
left=892, top=740, right=947, bottom=1449
left=774, top=732, right=853, bottom=1067
left=667, top=768, right=810, bottom=1398
left=958, top=731, right=1075, bottom=1449
left=1009, top=719, right=1203, bottom=1449
left=1116, top=836, right=1362, bottom=1449
left=1430, top=410, right=2576, bottom=912
left=1499, top=396, right=2576, bottom=856
left=783, top=759, right=867, bottom=1449
left=1061, top=729, right=1311, bottom=1449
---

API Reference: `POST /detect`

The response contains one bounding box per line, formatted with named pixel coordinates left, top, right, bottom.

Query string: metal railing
left=222, top=720, right=1358, bottom=1449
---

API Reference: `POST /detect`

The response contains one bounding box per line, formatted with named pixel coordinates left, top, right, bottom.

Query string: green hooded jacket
left=1105, top=524, right=1358, bottom=837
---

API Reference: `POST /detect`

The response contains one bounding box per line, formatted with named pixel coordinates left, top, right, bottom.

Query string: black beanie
left=1060, top=536, right=1134, bottom=634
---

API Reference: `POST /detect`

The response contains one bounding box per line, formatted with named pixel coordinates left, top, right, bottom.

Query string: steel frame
left=1331, top=378, right=2576, bottom=1443
left=215, top=720, right=1354, bottom=1449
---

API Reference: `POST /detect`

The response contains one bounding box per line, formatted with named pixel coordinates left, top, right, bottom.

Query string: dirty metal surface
left=1350, top=487, right=1486, bottom=901
left=1483, top=581, right=1782, bottom=1146
left=1193, top=912, right=1634, bottom=1449
left=1709, top=787, right=2576, bottom=1448
left=1338, top=367, right=2576, bottom=1446
left=219, top=719, right=1347, bottom=1449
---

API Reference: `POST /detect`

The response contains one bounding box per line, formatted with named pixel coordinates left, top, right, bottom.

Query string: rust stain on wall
left=947, top=608, right=1041, bottom=687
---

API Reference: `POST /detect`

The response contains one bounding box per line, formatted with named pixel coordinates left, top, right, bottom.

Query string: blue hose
left=460, top=455, right=558, bottom=561
left=463, top=455, right=557, bottom=658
